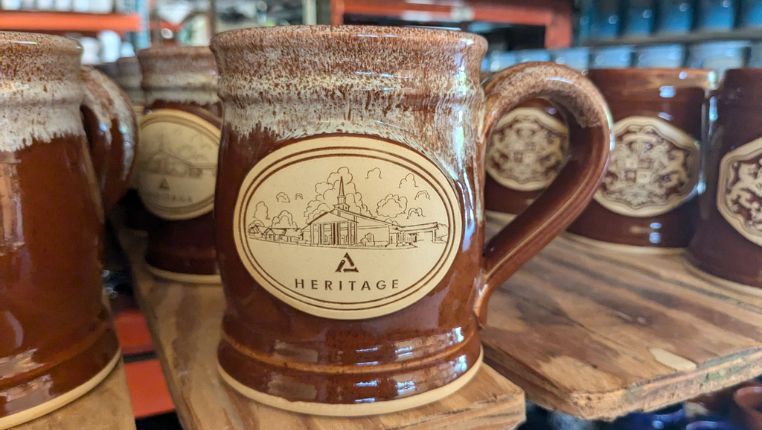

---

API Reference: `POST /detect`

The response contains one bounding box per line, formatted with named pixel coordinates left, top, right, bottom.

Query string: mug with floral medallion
left=687, top=69, right=762, bottom=288
left=568, top=68, right=716, bottom=251
left=0, top=32, right=120, bottom=428
left=210, top=25, right=612, bottom=416
left=484, top=94, right=569, bottom=223
left=136, top=46, right=222, bottom=283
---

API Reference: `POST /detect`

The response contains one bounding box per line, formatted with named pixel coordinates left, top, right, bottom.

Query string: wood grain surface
left=483, top=219, right=762, bottom=420
left=119, top=232, right=526, bottom=430
left=12, top=363, right=135, bottom=430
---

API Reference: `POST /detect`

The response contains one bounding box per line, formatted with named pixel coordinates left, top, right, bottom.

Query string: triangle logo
left=335, top=253, right=359, bottom=273
left=159, top=177, right=170, bottom=190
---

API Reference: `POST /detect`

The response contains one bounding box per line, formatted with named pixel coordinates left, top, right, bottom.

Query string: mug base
left=564, top=232, right=685, bottom=255
left=146, top=263, right=221, bottom=285
left=218, top=349, right=483, bottom=417
left=0, top=351, right=121, bottom=430
left=684, top=260, right=762, bottom=296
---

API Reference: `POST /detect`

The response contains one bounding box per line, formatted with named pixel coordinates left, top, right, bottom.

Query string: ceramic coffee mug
left=0, top=32, right=120, bottom=428
left=687, top=69, right=762, bottom=288
left=568, top=68, right=715, bottom=250
left=484, top=96, right=569, bottom=221
left=211, top=26, right=611, bottom=415
left=136, top=46, right=222, bottom=283
left=80, top=66, right=139, bottom=211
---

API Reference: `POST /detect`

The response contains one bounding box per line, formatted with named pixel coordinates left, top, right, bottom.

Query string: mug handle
left=80, top=66, right=139, bottom=211
left=474, top=62, right=613, bottom=325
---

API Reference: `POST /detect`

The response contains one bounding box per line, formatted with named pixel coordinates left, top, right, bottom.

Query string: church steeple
left=335, top=177, right=349, bottom=210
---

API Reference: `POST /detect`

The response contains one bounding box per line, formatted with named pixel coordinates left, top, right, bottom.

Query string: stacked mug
left=0, top=31, right=138, bottom=428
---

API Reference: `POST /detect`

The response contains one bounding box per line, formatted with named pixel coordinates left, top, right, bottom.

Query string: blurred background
left=0, top=0, right=759, bottom=73
left=2, top=1, right=759, bottom=429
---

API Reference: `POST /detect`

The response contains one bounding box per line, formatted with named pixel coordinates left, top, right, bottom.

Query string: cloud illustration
left=304, top=167, right=371, bottom=222
left=399, top=173, right=418, bottom=190
left=271, top=210, right=297, bottom=229
left=376, top=194, right=407, bottom=219
left=366, top=167, right=382, bottom=180
left=276, top=192, right=290, bottom=203
left=407, top=207, right=424, bottom=219
left=414, top=190, right=430, bottom=200
left=253, top=201, right=269, bottom=223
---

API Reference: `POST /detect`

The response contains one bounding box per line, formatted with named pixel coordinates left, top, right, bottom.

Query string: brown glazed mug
left=0, top=32, right=120, bottom=428
left=568, top=68, right=715, bottom=250
left=136, top=46, right=222, bottom=284
left=80, top=66, right=139, bottom=211
left=211, top=26, right=611, bottom=415
left=687, top=69, right=762, bottom=288
left=484, top=96, right=569, bottom=221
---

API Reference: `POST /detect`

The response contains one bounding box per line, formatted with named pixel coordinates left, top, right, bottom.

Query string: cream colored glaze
left=212, top=26, right=484, bottom=169
left=137, top=46, right=218, bottom=106
left=81, top=67, right=136, bottom=155
left=115, top=56, right=144, bottom=104
left=0, top=32, right=84, bottom=152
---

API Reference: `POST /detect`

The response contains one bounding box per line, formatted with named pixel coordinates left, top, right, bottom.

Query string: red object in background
left=125, top=359, right=175, bottom=418
left=330, top=0, right=573, bottom=48
left=114, top=308, right=154, bottom=356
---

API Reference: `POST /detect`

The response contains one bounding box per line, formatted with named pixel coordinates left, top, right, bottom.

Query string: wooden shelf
left=331, top=0, right=572, bottom=48
left=582, top=28, right=762, bottom=47
left=12, top=362, right=135, bottom=430
left=118, top=231, right=526, bottom=430
left=0, top=11, right=141, bottom=34
left=482, top=219, right=762, bottom=420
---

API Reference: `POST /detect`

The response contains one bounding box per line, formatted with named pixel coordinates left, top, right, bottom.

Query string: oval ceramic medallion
left=233, top=136, right=463, bottom=320
left=595, top=116, right=700, bottom=217
left=486, top=107, right=568, bottom=191
left=717, top=137, right=762, bottom=247
left=137, top=109, right=220, bottom=220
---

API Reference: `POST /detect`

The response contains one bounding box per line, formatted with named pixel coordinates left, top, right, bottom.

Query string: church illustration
left=249, top=178, right=447, bottom=248
left=141, top=143, right=216, bottom=179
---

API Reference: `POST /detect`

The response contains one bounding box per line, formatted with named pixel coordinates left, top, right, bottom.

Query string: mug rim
left=0, top=31, right=80, bottom=55
left=588, top=67, right=715, bottom=79
left=212, top=25, right=487, bottom=51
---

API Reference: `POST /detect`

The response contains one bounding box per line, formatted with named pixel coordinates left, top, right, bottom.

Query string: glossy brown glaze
left=484, top=98, right=568, bottom=215
left=687, top=69, right=762, bottom=287
left=0, top=32, right=119, bottom=423
left=211, top=25, right=611, bottom=410
left=80, top=66, right=139, bottom=211
left=137, top=46, right=221, bottom=279
left=733, top=386, right=762, bottom=430
left=569, top=68, right=714, bottom=248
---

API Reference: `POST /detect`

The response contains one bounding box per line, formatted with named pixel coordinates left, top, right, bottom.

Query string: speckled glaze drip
left=211, top=26, right=486, bottom=169
left=115, top=56, right=144, bottom=104
left=137, top=46, right=218, bottom=106
left=0, top=32, right=84, bottom=152
left=81, top=67, right=135, bottom=141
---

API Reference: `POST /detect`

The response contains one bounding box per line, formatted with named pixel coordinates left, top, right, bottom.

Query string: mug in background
left=0, top=32, right=120, bottom=428
left=80, top=66, right=138, bottom=211
left=569, top=68, right=715, bottom=250
left=211, top=26, right=611, bottom=415
left=484, top=97, right=568, bottom=220
left=687, top=69, right=762, bottom=288
left=136, top=46, right=222, bottom=284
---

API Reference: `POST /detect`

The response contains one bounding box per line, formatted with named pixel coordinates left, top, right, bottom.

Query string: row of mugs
left=484, top=67, right=761, bottom=289
left=0, top=25, right=758, bottom=426
left=1, top=26, right=611, bottom=425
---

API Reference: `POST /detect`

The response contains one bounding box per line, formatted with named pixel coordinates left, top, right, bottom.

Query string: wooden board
left=13, top=363, right=135, bottom=430
left=483, top=220, right=762, bottom=421
left=119, top=232, right=525, bottom=430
